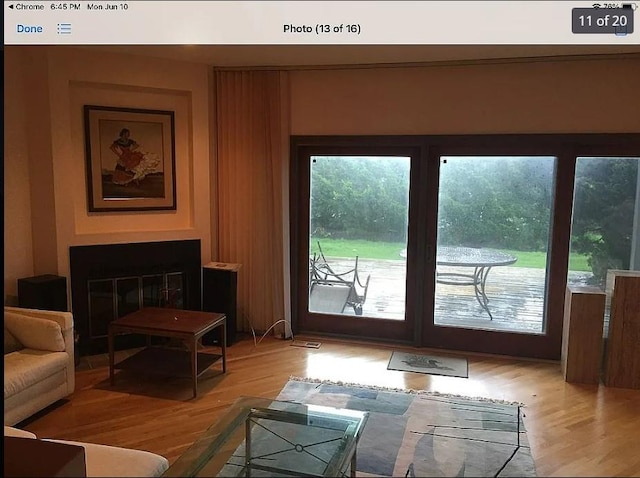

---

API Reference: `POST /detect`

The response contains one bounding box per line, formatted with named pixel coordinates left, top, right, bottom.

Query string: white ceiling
left=89, top=44, right=640, bottom=67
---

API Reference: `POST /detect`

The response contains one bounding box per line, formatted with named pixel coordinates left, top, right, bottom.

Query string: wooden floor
left=19, top=335, right=640, bottom=477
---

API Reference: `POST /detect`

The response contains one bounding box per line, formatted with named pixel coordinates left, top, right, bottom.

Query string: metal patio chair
left=309, top=241, right=370, bottom=315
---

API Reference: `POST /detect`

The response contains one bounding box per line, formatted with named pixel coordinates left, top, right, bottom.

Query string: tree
left=570, top=158, right=638, bottom=284
left=310, top=156, right=410, bottom=241
left=437, top=157, right=554, bottom=251
left=309, top=154, right=639, bottom=284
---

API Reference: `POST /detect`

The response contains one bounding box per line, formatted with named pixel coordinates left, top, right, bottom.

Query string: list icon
left=57, top=23, right=72, bottom=34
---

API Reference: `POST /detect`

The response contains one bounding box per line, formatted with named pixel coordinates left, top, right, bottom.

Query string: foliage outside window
left=571, top=157, right=638, bottom=285
left=310, top=155, right=638, bottom=284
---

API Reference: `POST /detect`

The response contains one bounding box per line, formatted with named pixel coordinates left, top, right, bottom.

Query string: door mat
left=387, top=351, right=468, bottom=378
left=290, top=340, right=321, bottom=349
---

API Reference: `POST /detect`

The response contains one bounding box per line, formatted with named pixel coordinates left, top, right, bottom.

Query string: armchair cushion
left=4, top=311, right=65, bottom=352
left=45, top=439, right=170, bottom=477
left=4, top=350, right=68, bottom=399
left=3, top=427, right=168, bottom=477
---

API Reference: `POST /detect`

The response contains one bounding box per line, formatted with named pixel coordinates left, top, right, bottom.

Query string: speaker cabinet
left=18, top=274, right=68, bottom=312
left=202, top=263, right=239, bottom=346
left=604, top=271, right=640, bottom=389
left=561, top=285, right=605, bottom=384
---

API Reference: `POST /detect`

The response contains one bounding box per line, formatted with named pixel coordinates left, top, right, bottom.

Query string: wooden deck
left=315, top=258, right=597, bottom=334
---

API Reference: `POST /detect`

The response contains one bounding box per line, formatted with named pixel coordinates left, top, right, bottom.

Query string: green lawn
left=310, top=237, right=591, bottom=272
left=311, top=238, right=405, bottom=261
left=500, top=249, right=590, bottom=272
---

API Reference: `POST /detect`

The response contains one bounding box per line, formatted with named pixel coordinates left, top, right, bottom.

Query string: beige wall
left=4, top=46, right=213, bottom=304
left=6, top=49, right=639, bottom=305
left=290, top=57, right=640, bottom=135
left=4, top=48, right=35, bottom=304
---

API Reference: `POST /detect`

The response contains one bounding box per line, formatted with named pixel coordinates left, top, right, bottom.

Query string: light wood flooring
left=19, top=334, right=640, bottom=477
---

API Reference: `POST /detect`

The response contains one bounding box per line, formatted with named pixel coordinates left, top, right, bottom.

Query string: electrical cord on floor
left=247, top=318, right=294, bottom=347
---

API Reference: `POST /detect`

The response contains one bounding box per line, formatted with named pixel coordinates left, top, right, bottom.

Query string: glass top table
left=436, top=246, right=517, bottom=320
left=163, top=396, right=369, bottom=478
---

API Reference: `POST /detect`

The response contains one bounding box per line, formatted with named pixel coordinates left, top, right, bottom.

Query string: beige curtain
left=214, top=70, right=289, bottom=335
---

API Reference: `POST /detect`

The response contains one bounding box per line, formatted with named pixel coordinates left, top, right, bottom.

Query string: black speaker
left=18, top=274, right=68, bottom=312
left=202, top=263, right=239, bottom=346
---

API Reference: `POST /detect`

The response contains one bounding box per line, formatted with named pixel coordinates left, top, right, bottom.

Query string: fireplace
left=70, top=240, right=201, bottom=355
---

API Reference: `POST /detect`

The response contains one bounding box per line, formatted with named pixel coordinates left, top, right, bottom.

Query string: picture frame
left=84, top=105, right=176, bottom=212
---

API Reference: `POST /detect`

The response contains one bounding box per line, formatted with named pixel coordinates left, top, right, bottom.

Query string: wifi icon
left=592, top=3, right=601, bottom=7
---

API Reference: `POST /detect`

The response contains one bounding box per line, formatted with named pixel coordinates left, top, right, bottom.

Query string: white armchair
left=4, top=306, right=75, bottom=425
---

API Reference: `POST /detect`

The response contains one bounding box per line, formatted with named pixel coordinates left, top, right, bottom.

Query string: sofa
left=4, top=426, right=169, bottom=477
left=4, top=306, right=75, bottom=426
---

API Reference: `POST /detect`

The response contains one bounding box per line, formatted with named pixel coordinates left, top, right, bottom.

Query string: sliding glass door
left=418, top=145, right=570, bottom=358
left=309, top=155, right=410, bottom=320
left=293, top=146, right=420, bottom=342
left=434, top=156, right=555, bottom=334
left=291, top=135, right=640, bottom=359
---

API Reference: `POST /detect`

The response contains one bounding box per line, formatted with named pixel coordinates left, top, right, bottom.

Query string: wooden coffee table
left=108, top=307, right=226, bottom=398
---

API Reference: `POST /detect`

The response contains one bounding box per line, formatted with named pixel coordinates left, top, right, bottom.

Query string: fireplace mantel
left=70, top=240, right=201, bottom=355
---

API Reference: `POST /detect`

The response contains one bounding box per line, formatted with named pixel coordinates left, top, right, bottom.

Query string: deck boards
left=317, top=258, right=597, bottom=334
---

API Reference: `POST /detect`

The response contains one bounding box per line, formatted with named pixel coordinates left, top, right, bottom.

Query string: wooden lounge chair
left=309, top=242, right=370, bottom=315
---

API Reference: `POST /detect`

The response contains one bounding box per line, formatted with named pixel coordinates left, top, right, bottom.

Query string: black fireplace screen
left=70, top=240, right=201, bottom=355
left=87, top=272, right=184, bottom=339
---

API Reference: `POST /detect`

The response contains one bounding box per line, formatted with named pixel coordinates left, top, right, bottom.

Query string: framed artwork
left=84, top=105, right=176, bottom=212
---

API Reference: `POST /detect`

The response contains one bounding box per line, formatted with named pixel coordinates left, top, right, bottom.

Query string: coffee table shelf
left=114, top=346, right=223, bottom=379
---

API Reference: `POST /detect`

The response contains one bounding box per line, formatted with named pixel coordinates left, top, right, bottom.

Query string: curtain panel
left=214, top=70, right=289, bottom=335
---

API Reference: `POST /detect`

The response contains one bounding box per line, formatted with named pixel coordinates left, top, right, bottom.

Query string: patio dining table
left=436, top=246, right=517, bottom=320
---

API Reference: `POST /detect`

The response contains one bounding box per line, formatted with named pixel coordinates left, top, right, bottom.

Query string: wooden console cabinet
left=604, top=271, right=640, bottom=389
left=561, top=285, right=606, bottom=384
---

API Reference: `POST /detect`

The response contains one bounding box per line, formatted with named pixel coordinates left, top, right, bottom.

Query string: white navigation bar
left=4, top=1, right=639, bottom=45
